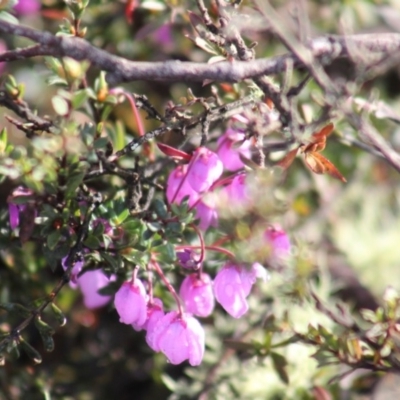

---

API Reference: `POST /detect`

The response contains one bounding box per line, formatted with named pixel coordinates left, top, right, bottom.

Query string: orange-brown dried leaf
left=277, top=147, right=299, bottom=169
left=304, top=152, right=346, bottom=182
left=303, top=123, right=334, bottom=153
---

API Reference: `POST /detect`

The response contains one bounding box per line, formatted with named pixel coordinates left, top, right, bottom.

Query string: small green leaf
left=224, top=339, right=254, bottom=352
left=147, top=222, right=161, bottom=232
left=101, top=251, right=120, bottom=272
left=19, top=337, right=42, bottom=364
left=153, top=199, right=168, bottom=219
left=93, top=137, right=109, bottom=149
left=0, top=303, right=31, bottom=318
left=71, top=89, right=89, bottom=109
left=97, top=281, right=120, bottom=296
left=65, top=169, right=86, bottom=198
left=0, top=11, right=19, bottom=24
left=34, top=318, right=55, bottom=335
left=51, top=95, right=70, bottom=116
left=47, top=230, right=62, bottom=250
left=0, top=127, right=7, bottom=153
left=114, top=208, right=130, bottom=225
left=83, top=235, right=101, bottom=249
left=50, top=303, right=67, bottom=327
left=271, top=352, right=289, bottom=384
left=41, top=333, right=55, bottom=353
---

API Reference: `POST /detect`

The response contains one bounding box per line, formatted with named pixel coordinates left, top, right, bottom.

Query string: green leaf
left=0, top=11, right=19, bottom=24
left=71, top=89, right=89, bottom=109
left=153, top=198, right=168, bottom=219
left=114, top=208, right=130, bottom=225
left=34, top=318, right=55, bottom=335
left=41, top=333, right=55, bottom=353
left=97, top=281, right=120, bottom=296
left=93, top=137, right=110, bottom=149
left=50, top=303, right=67, bottom=327
left=51, top=95, right=69, bottom=116
left=47, top=76, right=68, bottom=86
left=122, top=219, right=143, bottom=235
left=271, top=352, right=289, bottom=384
left=19, top=338, right=42, bottom=364
left=47, top=230, right=62, bottom=250
left=83, top=235, right=101, bottom=249
left=147, top=222, right=161, bottom=232
left=0, top=127, right=7, bottom=153
left=101, top=251, right=120, bottom=272
left=65, top=169, right=86, bottom=198
left=224, top=339, right=254, bottom=352
left=0, top=303, right=31, bottom=318
left=157, top=242, right=176, bottom=263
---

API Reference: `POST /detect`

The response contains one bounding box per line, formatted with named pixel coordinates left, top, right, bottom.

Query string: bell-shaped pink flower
left=77, top=269, right=114, bottom=309
left=179, top=273, right=214, bottom=317
left=166, top=164, right=199, bottom=206
left=147, top=311, right=205, bottom=366
left=217, top=129, right=251, bottom=171
left=214, top=262, right=268, bottom=318
left=264, top=226, right=291, bottom=262
left=186, top=147, right=223, bottom=193
left=114, top=280, right=147, bottom=325
left=224, top=174, right=249, bottom=205
left=194, top=199, right=218, bottom=231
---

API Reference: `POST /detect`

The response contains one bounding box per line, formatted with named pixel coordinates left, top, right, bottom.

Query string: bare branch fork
left=1, top=20, right=400, bottom=85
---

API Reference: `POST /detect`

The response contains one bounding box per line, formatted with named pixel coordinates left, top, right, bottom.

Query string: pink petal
left=186, top=316, right=205, bottom=366
left=166, top=164, right=200, bottom=206
left=78, top=270, right=113, bottom=309
left=194, top=200, right=218, bottom=231
left=214, top=264, right=249, bottom=318
left=217, top=129, right=251, bottom=172
left=146, top=311, right=178, bottom=352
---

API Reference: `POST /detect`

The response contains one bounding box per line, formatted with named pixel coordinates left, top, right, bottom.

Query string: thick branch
left=1, top=20, right=400, bottom=85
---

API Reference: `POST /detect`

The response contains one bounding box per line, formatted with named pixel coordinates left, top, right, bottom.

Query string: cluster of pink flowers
left=111, top=124, right=291, bottom=366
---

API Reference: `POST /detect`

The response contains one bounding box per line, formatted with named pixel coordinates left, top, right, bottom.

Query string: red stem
left=151, top=260, right=184, bottom=316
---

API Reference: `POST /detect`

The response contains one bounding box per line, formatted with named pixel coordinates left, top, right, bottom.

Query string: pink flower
left=194, top=199, right=218, bottom=231
left=264, top=226, right=291, bottom=262
left=179, top=273, right=214, bottom=317
left=214, top=262, right=268, bottom=318
left=7, top=187, right=35, bottom=230
left=166, top=164, right=199, bottom=206
left=114, top=280, right=147, bottom=325
left=217, top=129, right=251, bottom=171
left=186, top=147, right=223, bottom=193
left=13, top=0, right=41, bottom=15
left=77, top=269, right=114, bottom=309
left=224, top=174, right=248, bottom=204
left=61, top=255, right=84, bottom=289
left=147, top=311, right=205, bottom=365
left=153, top=24, right=173, bottom=46
left=144, top=299, right=165, bottom=343
left=176, top=249, right=201, bottom=270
